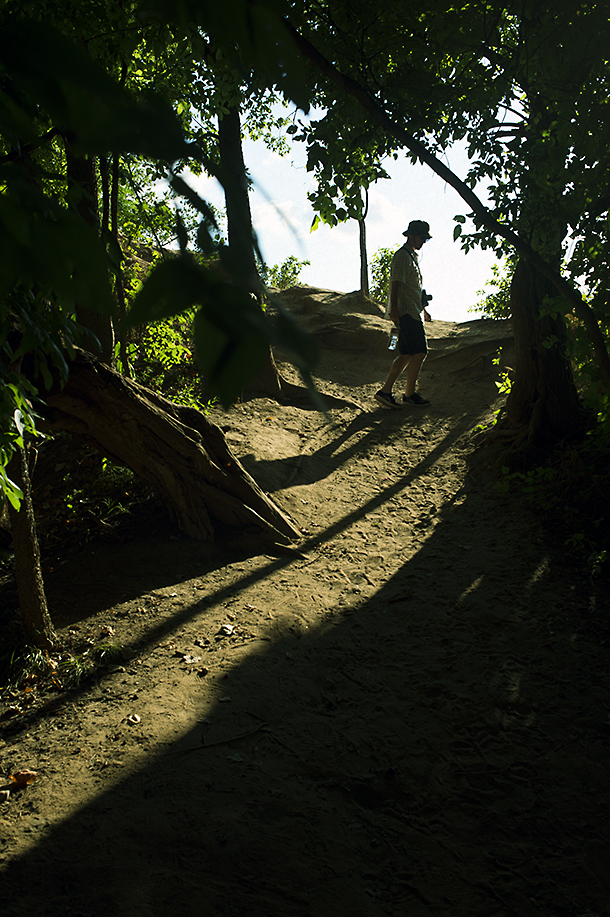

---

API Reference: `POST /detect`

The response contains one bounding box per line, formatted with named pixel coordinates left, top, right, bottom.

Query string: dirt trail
left=1, top=300, right=609, bottom=916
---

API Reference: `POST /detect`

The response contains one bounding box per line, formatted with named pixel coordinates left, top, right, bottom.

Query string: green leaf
left=0, top=175, right=114, bottom=312
left=128, top=258, right=206, bottom=325
left=0, top=90, right=37, bottom=144
left=2, top=474, right=23, bottom=511
left=542, top=335, right=559, bottom=349
left=38, top=360, right=53, bottom=391
left=193, top=308, right=268, bottom=407
left=453, top=224, right=462, bottom=241
left=0, top=19, right=189, bottom=161
left=13, top=409, right=25, bottom=438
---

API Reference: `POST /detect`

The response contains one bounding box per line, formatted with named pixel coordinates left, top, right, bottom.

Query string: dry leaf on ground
left=8, top=770, right=38, bottom=788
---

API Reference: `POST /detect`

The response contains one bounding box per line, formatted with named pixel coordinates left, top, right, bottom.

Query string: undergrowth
left=26, top=434, right=153, bottom=563
left=0, top=431, right=171, bottom=688
left=495, top=432, right=610, bottom=576
left=0, top=638, right=124, bottom=724
left=121, top=307, right=213, bottom=408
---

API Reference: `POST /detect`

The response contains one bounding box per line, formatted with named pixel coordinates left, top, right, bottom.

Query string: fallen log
left=39, top=349, right=300, bottom=543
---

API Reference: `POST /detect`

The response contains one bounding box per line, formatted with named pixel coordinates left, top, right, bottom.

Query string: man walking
left=375, top=220, right=432, bottom=409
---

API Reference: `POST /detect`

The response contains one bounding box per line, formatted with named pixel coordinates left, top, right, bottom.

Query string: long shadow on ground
left=1, top=450, right=609, bottom=917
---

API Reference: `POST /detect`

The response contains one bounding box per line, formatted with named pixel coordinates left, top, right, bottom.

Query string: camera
left=421, top=289, right=433, bottom=306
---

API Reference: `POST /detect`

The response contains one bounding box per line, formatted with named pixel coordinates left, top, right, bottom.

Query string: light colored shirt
left=385, top=243, right=423, bottom=321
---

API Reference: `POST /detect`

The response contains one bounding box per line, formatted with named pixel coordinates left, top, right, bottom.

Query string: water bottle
left=388, top=328, right=399, bottom=350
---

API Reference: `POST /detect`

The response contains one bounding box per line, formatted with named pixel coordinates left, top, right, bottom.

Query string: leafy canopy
left=0, top=0, right=319, bottom=507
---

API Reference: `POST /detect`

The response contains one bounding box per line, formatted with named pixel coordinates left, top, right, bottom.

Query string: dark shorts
left=398, top=313, right=428, bottom=355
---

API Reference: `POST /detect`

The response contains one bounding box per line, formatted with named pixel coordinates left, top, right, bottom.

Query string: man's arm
left=389, top=280, right=403, bottom=326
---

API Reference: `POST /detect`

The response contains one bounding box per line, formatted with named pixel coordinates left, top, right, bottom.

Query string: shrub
left=473, top=257, right=515, bottom=319
left=260, top=255, right=310, bottom=289
left=370, top=246, right=399, bottom=303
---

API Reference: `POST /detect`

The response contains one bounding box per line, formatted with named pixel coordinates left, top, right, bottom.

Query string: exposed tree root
left=39, top=349, right=301, bottom=543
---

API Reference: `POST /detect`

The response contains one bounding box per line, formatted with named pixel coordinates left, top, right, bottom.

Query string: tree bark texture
left=359, top=217, right=369, bottom=295
left=506, top=259, right=582, bottom=446
left=359, top=188, right=369, bottom=295
left=244, top=346, right=283, bottom=398
left=217, top=103, right=286, bottom=398
left=7, top=446, right=58, bottom=649
left=217, top=105, right=258, bottom=292
left=39, top=349, right=300, bottom=543
left=64, top=144, right=115, bottom=364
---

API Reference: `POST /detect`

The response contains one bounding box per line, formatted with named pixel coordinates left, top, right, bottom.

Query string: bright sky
left=189, top=134, right=502, bottom=324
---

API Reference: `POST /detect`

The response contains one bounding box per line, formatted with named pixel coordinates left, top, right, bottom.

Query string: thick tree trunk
left=65, top=144, right=115, bottom=364
left=217, top=105, right=259, bottom=292
left=217, top=104, right=286, bottom=398
left=110, top=153, right=131, bottom=378
left=245, top=347, right=283, bottom=398
left=505, top=258, right=582, bottom=447
left=39, top=349, right=300, bottom=543
left=7, top=446, right=57, bottom=649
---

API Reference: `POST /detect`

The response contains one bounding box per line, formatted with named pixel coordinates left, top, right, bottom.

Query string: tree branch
left=286, top=20, right=610, bottom=391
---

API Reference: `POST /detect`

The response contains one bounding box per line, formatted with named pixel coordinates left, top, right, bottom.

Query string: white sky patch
left=184, top=169, right=225, bottom=212
left=367, top=187, right=408, bottom=234
left=175, top=134, right=501, bottom=321
left=251, top=198, right=297, bottom=229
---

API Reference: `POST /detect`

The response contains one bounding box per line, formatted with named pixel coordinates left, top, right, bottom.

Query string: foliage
left=260, top=255, right=311, bottom=289
left=23, top=435, right=151, bottom=558
left=569, top=313, right=610, bottom=436
left=114, top=158, right=199, bottom=251
left=295, top=105, right=390, bottom=230
left=0, top=289, right=101, bottom=509
left=0, top=432, right=153, bottom=678
left=0, top=8, right=183, bottom=508
left=294, top=0, right=610, bottom=417
left=2, top=0, right=610, bottom=541
left=127, top=311, right=217, bottom=408
left=0, top=634, right=123, bottom=705
left=474, top=257, right=515, bottom=320
left=497, top=464, right=557, bottom=500
left=495, top=437, right=610, bottom=572
left=0, top=3, right=319, bottom=511
left=370, top=246, right=399, bottom=304
left=491, top=349, right=513, bottom=397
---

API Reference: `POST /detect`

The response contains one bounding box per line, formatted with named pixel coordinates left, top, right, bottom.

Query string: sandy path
left=1, top=314, right=609, bottom=916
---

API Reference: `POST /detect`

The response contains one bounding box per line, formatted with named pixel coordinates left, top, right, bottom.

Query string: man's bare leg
left=379, top=353, right=410, bottom=393
left=403, top=352, right=426, bottom=397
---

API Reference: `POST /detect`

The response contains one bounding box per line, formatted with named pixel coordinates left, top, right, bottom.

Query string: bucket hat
left=402, top=220, right=432, bottom=239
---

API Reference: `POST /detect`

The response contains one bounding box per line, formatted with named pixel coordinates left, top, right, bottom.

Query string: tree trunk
left=110, top=153, right=131, bottom=377
left=358, top=218, right=369, bottom=295
left=288, top=24, right=610, bottom=393
left=217, top=105, right=258, bottom=292
left=359, top=188, right=369, bottom=295
left=505, top=258, right=583, bottom=447
left=65, top=143, right=115, bottom=364
left=217, top=103, right=286, bottom=398
left=7, top=446, right=57, bottom=650
left=99, top=154, right=110, bottom=236
left=39, top=349, right=300, bottom=544
left=245, top=347, right=283, bottom=398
